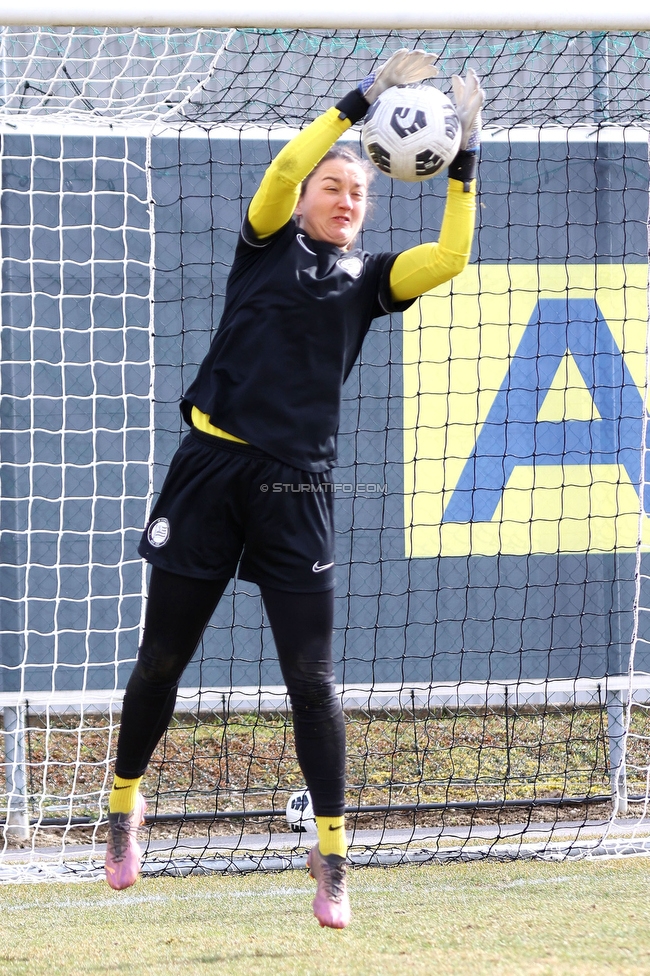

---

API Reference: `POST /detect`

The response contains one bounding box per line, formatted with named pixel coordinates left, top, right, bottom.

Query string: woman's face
left=295, top=158, right=368, bottom=249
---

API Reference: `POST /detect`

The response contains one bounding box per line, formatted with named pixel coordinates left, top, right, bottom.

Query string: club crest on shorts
left=337, top=256, right=363, bottom=279
left=147, top=517, right=170, bottom=548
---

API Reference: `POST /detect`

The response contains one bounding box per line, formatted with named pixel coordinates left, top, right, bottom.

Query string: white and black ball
left=285, top=788, right=315, bottom=832
left=362, top=84, right=461, bottom=183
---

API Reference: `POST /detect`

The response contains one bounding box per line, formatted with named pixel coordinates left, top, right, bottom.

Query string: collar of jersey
left=295, top=225, right=360, bottom=257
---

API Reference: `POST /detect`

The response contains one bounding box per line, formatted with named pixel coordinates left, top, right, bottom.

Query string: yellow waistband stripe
left=191, top=406, right=248, bottom=443
left=192, top=407, right=248, bottom=444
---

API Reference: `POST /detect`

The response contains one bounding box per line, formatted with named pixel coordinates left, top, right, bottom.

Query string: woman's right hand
left=358, top=48, right=438, bottom=105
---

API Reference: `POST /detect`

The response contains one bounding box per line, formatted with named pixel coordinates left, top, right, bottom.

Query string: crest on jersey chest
left=337, top=255, right=364, bottom=279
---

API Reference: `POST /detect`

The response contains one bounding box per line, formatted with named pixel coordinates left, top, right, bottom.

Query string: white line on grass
left=3, top=886, right=314, bottom=914
left=4, top=873, right=576, bottom=914
left=491, top=876, right=573, bottom=889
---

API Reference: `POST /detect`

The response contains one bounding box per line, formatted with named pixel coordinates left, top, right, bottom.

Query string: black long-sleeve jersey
left=181, top=215, right=414, bottom=472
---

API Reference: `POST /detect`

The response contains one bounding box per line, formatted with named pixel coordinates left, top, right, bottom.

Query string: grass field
left=2, top=857, right=649, bottom=976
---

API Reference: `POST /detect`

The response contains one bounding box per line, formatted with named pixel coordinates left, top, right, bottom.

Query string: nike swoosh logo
left=328, top=824, right=343, bottom=831
left=312, top=561, right=334, bottom=573
left=297, top=234, right=316, bottom=256
left=113, top=785, right=131, bottom=790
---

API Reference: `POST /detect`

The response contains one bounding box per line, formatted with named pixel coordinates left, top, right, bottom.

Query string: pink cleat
left=307, top=844, right=351, bottom=929
left=104, top=793, right=146, bottom=890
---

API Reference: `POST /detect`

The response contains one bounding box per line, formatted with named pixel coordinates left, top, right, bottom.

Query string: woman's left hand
left=452, top=68, right=485, bottom=152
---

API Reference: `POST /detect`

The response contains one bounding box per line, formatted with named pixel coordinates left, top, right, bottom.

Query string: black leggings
left=115, top=567, right=345, bottom=817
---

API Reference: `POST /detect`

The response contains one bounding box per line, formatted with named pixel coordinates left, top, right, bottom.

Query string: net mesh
left=1, top=26, right=650, bottom=881
left=1, top=29, right=650, bottom=125
left=0, top=27, right=232, bottom=119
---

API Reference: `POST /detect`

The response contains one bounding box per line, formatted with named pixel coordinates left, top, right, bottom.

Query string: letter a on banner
left=403, top=265, right=650, bottom=557
left=442, top=297, right=645, bottom=523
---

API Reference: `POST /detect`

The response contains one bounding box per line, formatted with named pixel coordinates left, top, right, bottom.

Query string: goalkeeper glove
left=448, top=67, right=485, bottom=190
left=336, top=48, right=438, bottom=125
left=452, top=67, right=484, bottom=151
left=358, top=48, right=439, bottom=104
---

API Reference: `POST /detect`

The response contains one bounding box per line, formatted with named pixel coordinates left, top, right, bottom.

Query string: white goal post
left=0, top=3, right=648, bottom=30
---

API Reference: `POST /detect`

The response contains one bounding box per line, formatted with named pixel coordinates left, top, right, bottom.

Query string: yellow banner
left=403, top=264, right=650, bottom=557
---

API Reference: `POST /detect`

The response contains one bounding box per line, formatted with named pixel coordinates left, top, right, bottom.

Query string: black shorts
left=138, top=430, right=335, bottom=592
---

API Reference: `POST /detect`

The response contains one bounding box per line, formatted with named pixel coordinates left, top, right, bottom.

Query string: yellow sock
left=316, top=816, right=347, bottom=858
left=109, top=775, right=143, bottom=815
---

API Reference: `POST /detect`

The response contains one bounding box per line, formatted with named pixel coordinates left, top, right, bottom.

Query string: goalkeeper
left=104, top=50, right=484, bottom=930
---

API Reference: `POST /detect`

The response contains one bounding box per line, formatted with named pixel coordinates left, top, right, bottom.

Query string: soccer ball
left=285, top=788, right=315, bottom=833
left=362, top=84, right=461, bottom=183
